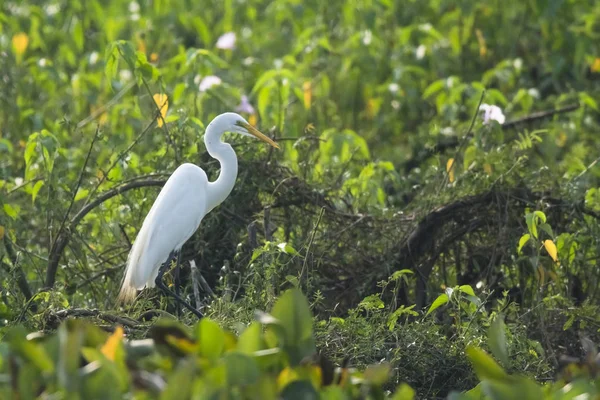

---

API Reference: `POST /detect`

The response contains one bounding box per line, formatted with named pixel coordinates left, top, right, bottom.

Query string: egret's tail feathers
left=118, top=221, right=152, bottom=304
left=117, top=283, right=138, bottom=304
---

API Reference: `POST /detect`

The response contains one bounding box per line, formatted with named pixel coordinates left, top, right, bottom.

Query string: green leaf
left=160, top=359, right=195, bottom=400
left=517, top=234, right=530, bottom=254
left=196, top=318, right=225, bottom=361
left=31, top=180, right=44, bottom=204
left=277, top=242, right=299, bottom=256
left=223, top=352, right=260, bottom=386
left=426, top=293, right=449, bottom=316
left=465, top=346, right=508, bottom=381
left=280, top=380, right=318, bottom=400
left=237, top=322, right=266, bottom=354
left=488, top=315, right=509, bottom=367
left=458, top=285, right=476, bottom=297
left=270, top=288, right=316, bottom=366
left=4, top=203, right=20, bottom=220
left=391, top=382, right=416, bottom=400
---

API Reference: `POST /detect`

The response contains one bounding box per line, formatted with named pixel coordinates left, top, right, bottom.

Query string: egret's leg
left=174, top=251, right=182, bottom=317
left=155, top=251, right=203, bottom=319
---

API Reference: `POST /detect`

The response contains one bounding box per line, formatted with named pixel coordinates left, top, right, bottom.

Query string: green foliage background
left=1, top=0, right=600, bottom=398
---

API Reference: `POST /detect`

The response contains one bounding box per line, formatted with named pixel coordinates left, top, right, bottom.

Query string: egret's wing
left=118, top=164, right=208, bottom=302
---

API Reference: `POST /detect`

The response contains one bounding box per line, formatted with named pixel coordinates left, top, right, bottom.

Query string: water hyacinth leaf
left=270, top=289, right=316, bottom=366
left=280, top=380, right=318, bottom=400
left=426, top=293, right=449, bottom=316
left=160, top=359, right=195, bottom=400
left=197, top=318, right=225, bottom=360
left=238, top=322, right=266, bottom=354
left=223, top=352, right=260, bottom=386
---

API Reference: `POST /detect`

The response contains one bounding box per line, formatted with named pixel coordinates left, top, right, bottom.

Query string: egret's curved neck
left=205, top=126, right=238, bottom=212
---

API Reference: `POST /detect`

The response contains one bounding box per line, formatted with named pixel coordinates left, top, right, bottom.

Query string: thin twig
left=189, top=260, right=202, bottom=310
left=300, top=207, right=325, bottom=290
left=44, top=178, right=166, bottom=288
left=76, top=80, right=136, bottom=129
left=83, top=115, right=158, bottom=208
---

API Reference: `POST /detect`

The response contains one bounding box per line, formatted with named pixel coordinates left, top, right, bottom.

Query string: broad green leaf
left=458, top=285, right=476, bottom=297
left=465, top=346, right=508, bottom=381
left=223, top=352, right=260, bottom=386
left=488, top=315, right=509, bottom=367
left=426, top=293, right=449, bottom=316
left=270, top=289, right=316, bottom=366
left=197, top=318, right=225, bottom=361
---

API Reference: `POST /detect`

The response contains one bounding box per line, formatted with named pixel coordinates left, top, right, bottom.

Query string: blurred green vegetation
left=1, top=0, right=600, bottom=398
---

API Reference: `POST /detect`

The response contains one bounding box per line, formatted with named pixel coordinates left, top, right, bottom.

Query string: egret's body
left=118, top=112, right=278, bottom=314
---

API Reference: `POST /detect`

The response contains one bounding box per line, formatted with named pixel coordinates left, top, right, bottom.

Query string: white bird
left=118, top=112, right=278, bottom=316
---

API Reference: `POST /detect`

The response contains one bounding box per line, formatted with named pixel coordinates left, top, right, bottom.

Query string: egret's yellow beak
left=238, top=121, right=279, bottom=149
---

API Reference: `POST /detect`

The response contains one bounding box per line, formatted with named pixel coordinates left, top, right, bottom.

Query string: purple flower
left=235, top=95, right=255, bottom=114
left=480, top=104, right=506, bottom=125
left=199, top=75, right=222, bottom=92
left=216, top=32, right=236, bottom=50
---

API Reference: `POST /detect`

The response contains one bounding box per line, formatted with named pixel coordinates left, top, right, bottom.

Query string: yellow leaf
left=153, top=94, right=168, bottom=127
left=475, top=29, right=487, bottom=59
left=136, top=37, right=146, bottom=55
left=165, top=334, right=197, bottom=353
left=0, top=225, right=5, bottom=240
left=303, top=81, right=312, bottom=110
left=248, top=113, right=257, bottom=127
left=591, top=58, right=600, bottom=73
left=544, top=239, right=558, bottom=262
left=556, top=131, right=567, bottom=147
left=483, top=163, right=493, bottom=175
left=12, top=33, right=29, bottom=57
left=446, top=158, right=455, bottom=183
left=277, top=367, right=299, bottom=390
left=101, top=326, right=124, bottom=361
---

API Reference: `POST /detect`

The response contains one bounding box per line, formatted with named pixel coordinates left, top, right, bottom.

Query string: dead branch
left=44, top=178, right=166, bottom=289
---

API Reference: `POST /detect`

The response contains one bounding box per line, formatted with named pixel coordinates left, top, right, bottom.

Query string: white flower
left=388, top=83, right=399, bottom=93
left=45, top=4, right=60, bottom=16
left=15, top=177, right=23, bottom=186
left=362, top=30, right=372, bottom=45
left=216, top=32, right=236, bottom=50
left=527, top=88, right=540, bottom=99
left=198, top=75, right=222, bottom=92
left=89, top=52, right=99, bottom=65
left=128, top=1, right=140, bottom=13
left=236, top=95, right=255, bottom=114
left=119, top=69, right=132, bottom=82
left=480, top=103, right=506, bottom=125
left=416, top=45, right=426, bottom=60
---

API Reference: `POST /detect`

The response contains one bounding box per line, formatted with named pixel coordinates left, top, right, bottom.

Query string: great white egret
left=118, top=112, right=278, bottom=317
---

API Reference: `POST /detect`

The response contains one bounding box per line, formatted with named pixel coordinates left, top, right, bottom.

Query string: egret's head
left=205, top=112, right=279, bottom=149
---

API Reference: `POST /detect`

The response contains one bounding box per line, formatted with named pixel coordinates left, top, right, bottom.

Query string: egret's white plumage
left=118, top=112, right=278, bottom=304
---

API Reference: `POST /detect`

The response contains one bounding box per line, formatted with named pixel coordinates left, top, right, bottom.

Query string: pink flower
left=199, top=75, right=222, bottom=92
left=216, top=32, right=236, bottom=50
left=235, top=95, right=255, bottom=114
